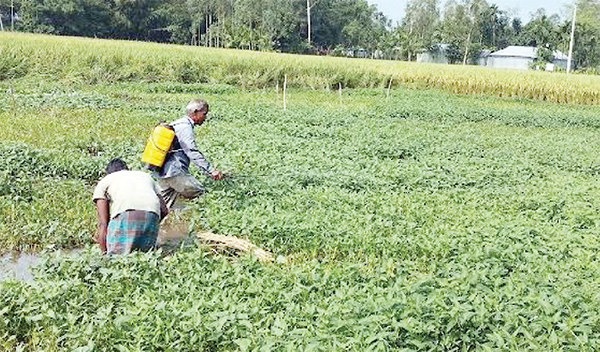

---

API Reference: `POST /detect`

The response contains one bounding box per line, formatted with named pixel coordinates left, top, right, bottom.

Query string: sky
left=366, top=0, right=570, bottom=26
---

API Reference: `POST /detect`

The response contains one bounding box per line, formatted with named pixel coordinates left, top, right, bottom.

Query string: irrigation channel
left=1, top=252, right=42, bottom=282
left=0, top=214, right=193, bottom=283
left=0, top=250, right=81, bottom=282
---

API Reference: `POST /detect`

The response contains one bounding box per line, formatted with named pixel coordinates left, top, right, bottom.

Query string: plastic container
left=141, top=123, right=175, bottom=169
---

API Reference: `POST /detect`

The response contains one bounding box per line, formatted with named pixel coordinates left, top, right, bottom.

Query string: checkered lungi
left=107, top=210, right=160, bottom=255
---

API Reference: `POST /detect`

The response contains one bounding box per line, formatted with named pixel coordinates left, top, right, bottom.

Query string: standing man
left=93, top=159, right=168, bottom=255
left=157, top=98, right=223, bottom=208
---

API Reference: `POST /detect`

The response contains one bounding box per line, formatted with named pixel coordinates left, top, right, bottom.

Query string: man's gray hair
left=186, top=98, right=209, bottom=116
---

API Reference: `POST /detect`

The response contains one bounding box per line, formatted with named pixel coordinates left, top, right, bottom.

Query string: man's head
left=106, top=158, right=128, bottom=175
left=186, top=98, right=209, bottom=125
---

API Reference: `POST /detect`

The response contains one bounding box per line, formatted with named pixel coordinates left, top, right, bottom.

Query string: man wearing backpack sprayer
left=157, top=98, right=223, bottom=208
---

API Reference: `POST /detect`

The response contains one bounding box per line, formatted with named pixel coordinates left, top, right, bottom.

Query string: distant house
left=340, top=48, right=370, bottom=58
left=485, top=46, right=568, bottom=70
left=478, top=49, right=492, bottom=66
left=416, top=44, right=449, bottom=64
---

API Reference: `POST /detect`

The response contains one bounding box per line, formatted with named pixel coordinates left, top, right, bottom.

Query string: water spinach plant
left=2, top=34, right=600, bottom=351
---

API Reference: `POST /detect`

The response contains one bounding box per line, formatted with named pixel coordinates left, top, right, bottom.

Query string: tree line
left=400, top=0, right=600, bottom=71
left=1, top=0, right=599, bottom=71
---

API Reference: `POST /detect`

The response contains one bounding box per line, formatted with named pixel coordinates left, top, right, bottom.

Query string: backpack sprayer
left=141, top=122, right=175, bottom=170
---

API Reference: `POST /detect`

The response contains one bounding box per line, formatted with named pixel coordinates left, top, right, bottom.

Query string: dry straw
left=196, top=231, right=273, bottom=263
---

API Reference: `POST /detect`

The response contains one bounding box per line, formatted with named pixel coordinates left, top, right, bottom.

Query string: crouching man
left=157, top=98, right=223, bottom=209
left=93, top=159, right=168, bottom=255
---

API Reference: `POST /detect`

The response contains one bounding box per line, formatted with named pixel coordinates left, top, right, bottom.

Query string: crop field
left=3, top=33, right=600, bottom=351
left=3, top=32, right=600, bottom=104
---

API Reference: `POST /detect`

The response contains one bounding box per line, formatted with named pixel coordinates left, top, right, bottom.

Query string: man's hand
left=94, top=226, right=107, bottom=254
left=210, top=169, right=223, bottom=180
left=94, top=198, right=110, bottom=254
left=158, top=194, right=169, bottom=220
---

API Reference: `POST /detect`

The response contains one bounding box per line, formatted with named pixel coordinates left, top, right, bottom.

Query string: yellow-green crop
left=1, top=32, right=600, bottom=104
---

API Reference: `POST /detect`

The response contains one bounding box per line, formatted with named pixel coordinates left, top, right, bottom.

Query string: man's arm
left=158, top=194, right=169, bottom=220
left=176, top=122, right=214, bottom=174
left=94, top=198, right=109, bottom=253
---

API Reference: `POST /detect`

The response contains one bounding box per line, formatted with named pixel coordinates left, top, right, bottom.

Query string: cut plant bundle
left=197, top=231, right=273, bottom=263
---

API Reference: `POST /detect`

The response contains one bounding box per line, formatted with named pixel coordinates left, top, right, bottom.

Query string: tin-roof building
left=416, top=44, right=450, bottom=64
left=485, top=46, right=568, bottom=70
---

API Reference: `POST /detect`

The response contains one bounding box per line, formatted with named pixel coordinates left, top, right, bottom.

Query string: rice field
left=2, top=33, right=600, bottom=351
left=2, top=32, right=600, bottom=104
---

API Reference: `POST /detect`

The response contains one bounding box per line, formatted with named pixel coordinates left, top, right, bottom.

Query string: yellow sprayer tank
left=141, top=123, right=175, bottom=169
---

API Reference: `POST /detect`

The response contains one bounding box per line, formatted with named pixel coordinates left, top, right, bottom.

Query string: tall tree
left=477, top=4, right=511, bottom=50
left=340, top=0, right=388, bottom=53
left=17, top=0, right=114, bottom=37
left=309, top=0, right=343, bottom=49
left=516, top=8, right=561, bottom=64
left=460, top=0, right=488, bottom=64
left=0, top=0, right=20, bottom=31
left=399, top=0, right=440, bottom=61
left=111, top=0, right=163, bottom=39
left=260, top=0, right=304, bottom=51
left=152, top=0, right=192, bottom=44
left=568, top=0, right=600, bottom=69
left=441, top=0, right=470, bottom=63
left=518, top=9, right=560, bottom=48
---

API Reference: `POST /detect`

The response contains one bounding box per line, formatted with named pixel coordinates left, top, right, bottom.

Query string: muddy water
left=0, top=210, right=192, bottom=283
left=0, top=252, right=40, bottom=282
left=157, top=209, right=194, bottom=254
left=0, top=249, right=84, bottom=283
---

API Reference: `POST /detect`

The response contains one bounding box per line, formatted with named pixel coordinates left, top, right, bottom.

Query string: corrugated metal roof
left=553, top=51, right=568, bottom=60
left=490, top=46, right=536, bottom=58
left=479, top=49, right=492, bottom=57
left=490, top=46, right=568, bottom=61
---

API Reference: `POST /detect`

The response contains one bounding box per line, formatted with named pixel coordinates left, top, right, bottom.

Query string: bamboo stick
left=283, top=75, right=287, bottom=110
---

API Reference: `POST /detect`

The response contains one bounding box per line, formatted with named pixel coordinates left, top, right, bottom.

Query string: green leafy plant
left=2, top=34, right=600, bottom=350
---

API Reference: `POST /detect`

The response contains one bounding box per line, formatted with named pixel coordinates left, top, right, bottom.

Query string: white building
left=416, top=44, right=449, bottom=64
left=485, top=46, right=568, bottom=70
left=478, top=50, right=492, bottom=66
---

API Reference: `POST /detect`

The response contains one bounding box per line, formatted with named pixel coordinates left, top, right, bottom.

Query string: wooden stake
left=10, top=81, right=15, bottom=119
left=283, top=75, right=287, bottom=110
left=338, top=82, right=342, bottom=103
left=386, top=76, right=393, bottom=100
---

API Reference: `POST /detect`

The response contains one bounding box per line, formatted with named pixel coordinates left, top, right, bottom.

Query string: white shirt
left=93, top=170, right=161, bottom=218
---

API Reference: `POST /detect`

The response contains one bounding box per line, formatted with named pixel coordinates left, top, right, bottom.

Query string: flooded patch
left=0, top=252, right=40, bottom=282
left=0, top=249, right=84, bottom=283
left=0, top=208, right=193, bottom=283
left=157, top=208, right=195, bottom=254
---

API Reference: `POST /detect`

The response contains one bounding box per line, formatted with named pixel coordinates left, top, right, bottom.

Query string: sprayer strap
left=148, top=122, right=175, bottom=153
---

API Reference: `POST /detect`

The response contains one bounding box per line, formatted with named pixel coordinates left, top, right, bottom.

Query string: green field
left=3, top=33, right=600, bottom=351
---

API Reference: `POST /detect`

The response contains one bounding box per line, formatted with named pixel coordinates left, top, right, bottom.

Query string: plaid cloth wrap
left=107, top=210, right=160, bottom=255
